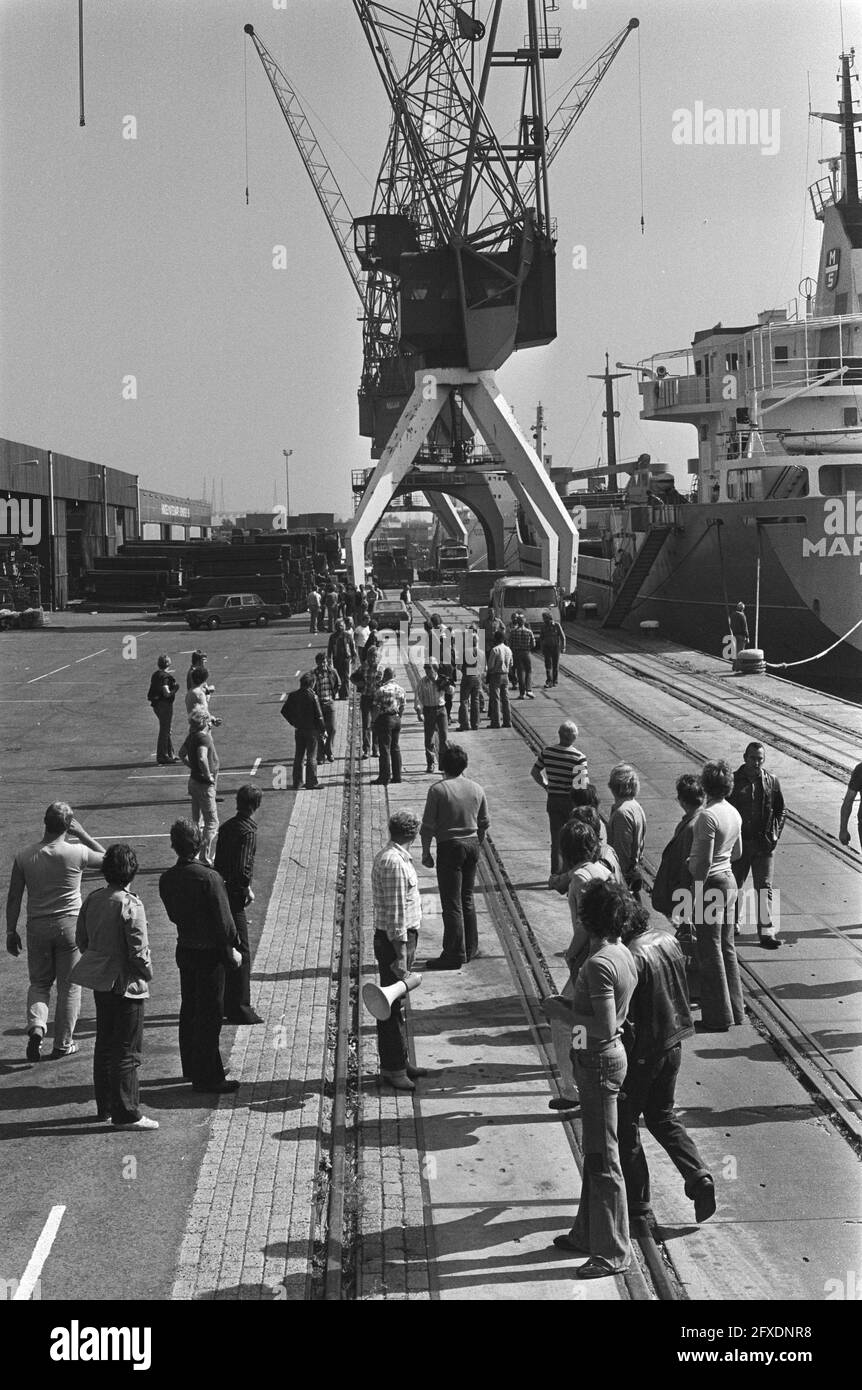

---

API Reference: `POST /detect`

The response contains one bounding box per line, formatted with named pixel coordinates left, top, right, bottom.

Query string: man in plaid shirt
left=372, top=666, right=406, bottom=786
left=507, top=612, right=536, bottom=698
left=371, top=810, right=427, bottom=1091
left=311, top=652, right=340, bottom=764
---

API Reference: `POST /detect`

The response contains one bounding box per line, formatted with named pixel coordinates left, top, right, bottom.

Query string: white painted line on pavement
left=26, top=664, right=71, bottom=684
left=250, top=758, right=261, bottom=776
left=74, top=648, right=108, bottom=664
left=13, top=1205, right=66, bottom=1300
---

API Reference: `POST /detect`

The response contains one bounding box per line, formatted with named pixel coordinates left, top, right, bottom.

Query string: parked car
left=373, top=602, right=410, bottom=635
left=185, top=593, right=284, bottom=630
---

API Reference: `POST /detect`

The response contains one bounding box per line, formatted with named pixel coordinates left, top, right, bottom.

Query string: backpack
left=281, top=690, right=304, bottom=727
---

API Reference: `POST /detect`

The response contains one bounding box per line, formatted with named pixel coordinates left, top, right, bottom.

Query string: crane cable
left=636, top=23, right=644, bottom=234
left=244, top=37, right=250, bottom=205
left=78, top=0, right=85, bottom=127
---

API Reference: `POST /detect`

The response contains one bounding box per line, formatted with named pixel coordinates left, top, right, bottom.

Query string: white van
left=489, top=577, right=561, bottom=637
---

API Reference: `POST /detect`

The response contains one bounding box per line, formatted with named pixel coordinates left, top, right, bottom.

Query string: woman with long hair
left=549, top=879, right=638, bottom=1277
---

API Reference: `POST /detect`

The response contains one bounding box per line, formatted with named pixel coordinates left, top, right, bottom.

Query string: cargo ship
left=570, top=47, right=862, bottom=699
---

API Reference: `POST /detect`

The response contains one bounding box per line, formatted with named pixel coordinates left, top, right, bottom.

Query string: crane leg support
left=427, top=492, right=468, bottom=544
left=347, top=373, right=451, bottom=584
left=464, top=372, right=578, bottom=594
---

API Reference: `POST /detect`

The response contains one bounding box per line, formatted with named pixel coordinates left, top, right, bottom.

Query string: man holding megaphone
left=369, top=810, right=427, bottom=1092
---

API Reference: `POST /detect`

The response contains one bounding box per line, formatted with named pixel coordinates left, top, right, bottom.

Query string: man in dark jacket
left=214, top=784, right=263, bottom=1025
left=159, top=819, right=242, bottom=1093
left=728, top=742, right=786, bottom=948
left=147, top=654, right=180, bottom=764
left=614, top=885, right=715, bottom=1231
left=292, top=674, right=325, bottom=790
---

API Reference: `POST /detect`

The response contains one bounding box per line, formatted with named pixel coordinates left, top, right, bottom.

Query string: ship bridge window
left=844, top=408, right=858, bottom=426
left=819, top=464, right=862, bottom=496
left=726, top=467, right=764, bottom=501
left=725, top=352, right=739, bottom=371
left=772, top=345, right=789, bottom=362
left=694, top=359, right=703, bottom=377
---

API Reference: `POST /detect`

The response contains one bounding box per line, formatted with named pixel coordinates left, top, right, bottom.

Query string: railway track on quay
left=400, top=628, right=686, bottom=1302
left=312, top=599, right=861, bottom=1301
left=418, top=597, right=862, bottom=1149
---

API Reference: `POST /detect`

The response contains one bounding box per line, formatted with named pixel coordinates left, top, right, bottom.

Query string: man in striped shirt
left=507, top=612, right=536, bottom=698
left=371, top=810, right=425, bottom=1091
left=531, top=721, right=590, bottom=879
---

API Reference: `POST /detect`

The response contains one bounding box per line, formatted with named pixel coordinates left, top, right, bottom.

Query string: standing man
left=328, top=619, right=356, bottom=697
left=371, top=811, right=425, bottom=1091
left=728, top=742, right=786, bottom=948
left=839, top=759, right=862, bottom=850
left=421, top=742, right=490, bottom=970
left=414, top=658, right=448, bottom=773
left=214, top=784, right=264, bottom=1026
left=507, top=611, right=536, bottom=698
left=617, top=890, right=716, bottom=1232
left=485, top=628, right=513, bottom=729
left=324, top=584, right=339, bottom=633
left=186, top=649, right=207, bottom=690
left=307, top=585, right=322, bottom=634
left=530, top=721, right=590, bottom=879
left=292, top=673, right=325, bottom=790
left=730, top=602, right=749, bottom=664
left=372, top=665, right=406, bottom=786
left=148, top=654, right=180, bottom=763
left=159, top=819, right=242, bottom=1093
left=311, top=651, right=340, bottom=764
left=6, top=803, right=107, bottom=1061
left=538, top=610, right=566, bottom=688
left=456, top=622, right=482, bottom=732
left=181, top=709, right=220, bottom=865
left=185, top=664, right=219, bottom=728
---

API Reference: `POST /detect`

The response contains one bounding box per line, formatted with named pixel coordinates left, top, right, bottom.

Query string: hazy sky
left=1, top=0, right=858, bottom=516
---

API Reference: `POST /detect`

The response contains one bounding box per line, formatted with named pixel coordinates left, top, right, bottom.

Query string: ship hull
left=578, top=499, right=862, bottom=701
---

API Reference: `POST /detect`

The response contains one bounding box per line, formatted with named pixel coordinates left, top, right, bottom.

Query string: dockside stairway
left=602, top=524, right=672, bottom=629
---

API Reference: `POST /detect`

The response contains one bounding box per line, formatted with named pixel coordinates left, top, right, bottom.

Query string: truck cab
left=490, top=577, right=561, bottom=637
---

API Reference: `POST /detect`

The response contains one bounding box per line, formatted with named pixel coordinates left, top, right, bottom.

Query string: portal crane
left=246, top=6, right=639, bottom=587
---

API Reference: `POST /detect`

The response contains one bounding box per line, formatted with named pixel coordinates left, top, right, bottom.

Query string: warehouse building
left=0, top=437, right=210, bottom=608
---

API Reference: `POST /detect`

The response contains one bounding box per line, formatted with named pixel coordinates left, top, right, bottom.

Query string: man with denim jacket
left=618, top=905, right=715, bottom=1232
left=728, top=742, right=786, bottom=948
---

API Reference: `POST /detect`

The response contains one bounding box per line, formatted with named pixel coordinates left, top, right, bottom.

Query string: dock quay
left=0, top=605, right=858, bottom=1322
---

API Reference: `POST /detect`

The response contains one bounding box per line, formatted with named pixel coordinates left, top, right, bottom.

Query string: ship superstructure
left=574, top=48, right=862, bottom=695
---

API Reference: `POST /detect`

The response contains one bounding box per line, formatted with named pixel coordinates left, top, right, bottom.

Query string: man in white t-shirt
left=6, top=802, right=106, bottom=1061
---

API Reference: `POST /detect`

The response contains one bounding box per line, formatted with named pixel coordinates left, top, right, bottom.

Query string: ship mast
left=588, top=354, right=627, bottom=489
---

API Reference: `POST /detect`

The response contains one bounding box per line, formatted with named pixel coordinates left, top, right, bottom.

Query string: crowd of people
left=3, top=584, right=822, bottom=1283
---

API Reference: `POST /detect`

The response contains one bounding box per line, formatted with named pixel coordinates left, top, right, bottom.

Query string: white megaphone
left=362, top=972, right=422, bottom=1020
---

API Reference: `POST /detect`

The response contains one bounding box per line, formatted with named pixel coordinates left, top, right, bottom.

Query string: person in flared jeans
left=694, top=871, right=744, bottom=1030
left=374, top=713, right=402, bottom=785
left=436, top=838, right=480, bottom=963
left=93, top=991, right=145, bottom=1123
left=569, top=1041, right=631, bottom=1271
left=26, top=913, right=82, bottom=1053
left=487, top=674, right=511, bottom=728
left=618, top=1043, right=712, bottom=1219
